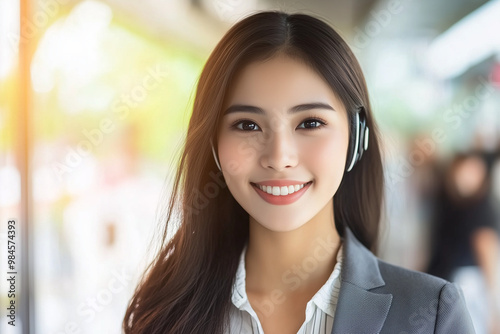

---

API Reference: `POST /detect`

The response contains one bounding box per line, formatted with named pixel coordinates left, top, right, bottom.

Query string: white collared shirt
left=227, top=244, right=343, bottom=333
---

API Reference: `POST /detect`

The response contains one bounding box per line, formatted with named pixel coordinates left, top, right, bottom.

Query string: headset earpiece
left=210, top=139, right=222, bottom=171
left=346, top=109, right=369, bottom=172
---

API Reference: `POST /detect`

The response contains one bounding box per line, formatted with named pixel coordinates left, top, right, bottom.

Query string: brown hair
left=123, top=10, right=384, bottom=333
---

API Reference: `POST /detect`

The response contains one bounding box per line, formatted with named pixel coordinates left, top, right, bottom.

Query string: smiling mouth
left=250, top=181, right=313, bottom=196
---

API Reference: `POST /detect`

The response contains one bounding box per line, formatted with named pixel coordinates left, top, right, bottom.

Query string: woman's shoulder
left=339, top=228, right=474, bottom=333
left=374, top=257, right=469, bottom=306
left=373, top=259, right=473, bottom=333
left=343, top=227, right=453, bottom=294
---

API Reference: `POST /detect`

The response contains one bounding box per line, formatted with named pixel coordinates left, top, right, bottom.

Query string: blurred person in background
left=427, top=151, right=500, bottom=334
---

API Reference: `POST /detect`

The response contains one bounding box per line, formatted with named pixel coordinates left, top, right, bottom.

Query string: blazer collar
left=331, top=227, right=393, bottom=333
left=340, top=227, right=385, bottom=289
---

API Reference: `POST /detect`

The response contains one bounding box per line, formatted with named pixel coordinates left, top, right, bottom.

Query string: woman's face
left=217, top=55, right=350, bottom=232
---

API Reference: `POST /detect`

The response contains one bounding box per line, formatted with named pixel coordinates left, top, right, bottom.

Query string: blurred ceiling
left=372, top=0, right=491, bottom=38
left=98, top=0, right=492, bottom=52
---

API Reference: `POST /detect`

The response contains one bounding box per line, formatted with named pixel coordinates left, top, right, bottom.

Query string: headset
left=210, top=108, right=369, bottom=173
left=211, top=138, right=222, bottom=172
left=346, top=108, right=369, bottom=172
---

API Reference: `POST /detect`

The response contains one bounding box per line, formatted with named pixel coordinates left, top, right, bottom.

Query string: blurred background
left=1, top=0, right=500, bottom=333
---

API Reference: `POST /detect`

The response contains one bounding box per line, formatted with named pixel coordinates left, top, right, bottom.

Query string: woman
left=123, top=11, right=474, bottom=333
left=427, top=152, right=500, bottom=333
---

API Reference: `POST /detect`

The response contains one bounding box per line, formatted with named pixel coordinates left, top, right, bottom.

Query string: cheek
left=303, top=131, right=349, bottom=180
left=217, top=133, right=257, bottom=179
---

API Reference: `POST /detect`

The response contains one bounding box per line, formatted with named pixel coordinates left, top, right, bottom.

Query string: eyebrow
left=223, top=102, right=336, bottom=115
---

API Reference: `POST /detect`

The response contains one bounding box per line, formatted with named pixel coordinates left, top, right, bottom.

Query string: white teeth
left=280, top=186, right=288, bottom=196
left=257, top=182, right=309, bottom=196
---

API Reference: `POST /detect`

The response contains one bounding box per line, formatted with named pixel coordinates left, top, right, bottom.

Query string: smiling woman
left=122, top=11, right=475, bottom=334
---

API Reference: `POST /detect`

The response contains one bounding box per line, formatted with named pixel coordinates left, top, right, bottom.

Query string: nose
left=260, top=129, right=298, bottom=172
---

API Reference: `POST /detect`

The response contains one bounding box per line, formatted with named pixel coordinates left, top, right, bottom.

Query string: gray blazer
left=332, top=228, right=475, bottom=334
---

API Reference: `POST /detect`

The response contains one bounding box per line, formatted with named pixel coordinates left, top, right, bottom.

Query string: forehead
left=224, top=55, right=345, bottom=113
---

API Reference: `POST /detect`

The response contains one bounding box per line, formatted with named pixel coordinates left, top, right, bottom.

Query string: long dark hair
left=123, top=10, right=384, bottom=333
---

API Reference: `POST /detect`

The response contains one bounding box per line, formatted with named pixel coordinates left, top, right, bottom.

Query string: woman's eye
left=297, top=118, right=326, bottom=130
left=233, top=120, right=261, bottom=131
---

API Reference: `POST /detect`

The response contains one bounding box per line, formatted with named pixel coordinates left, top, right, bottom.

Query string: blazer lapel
left=331, top=228, right=392, bottom=334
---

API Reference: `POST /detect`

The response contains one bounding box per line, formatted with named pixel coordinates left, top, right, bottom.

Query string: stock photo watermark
left=250, top=235, right=339, bottom=318
left=387, top=77, right=495, bottom=186
left=399, top=283, right=460, bottom=334
left=50, top=64, right=169, bottom=181
left=6, top=0, right=71, bottom=52
left=224, top=108, right=290, bottom=175
left=187, top=110, right=293, bottom=216
left=351, top=0, right=411, bottom=51
left=5, top=219, right=17, bottom=327
left=212, top=0, right=246, bottom=22
left=187, top=170, right=227, bottom=216
left=53, top=267, right=131, bottom=334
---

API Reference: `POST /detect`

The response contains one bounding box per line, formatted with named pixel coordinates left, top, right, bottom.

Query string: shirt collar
left=231, top=243, right=249, bottom=309
left=310, top=245, right=343, bottom=316
left=231, top=242, right=343, bottom=317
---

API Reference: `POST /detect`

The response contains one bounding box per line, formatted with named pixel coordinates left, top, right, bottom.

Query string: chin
left=253, top=217, right=307, bottom=233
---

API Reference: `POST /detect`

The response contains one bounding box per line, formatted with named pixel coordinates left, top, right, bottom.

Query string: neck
left=245, top=200, right=341, bottom=297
